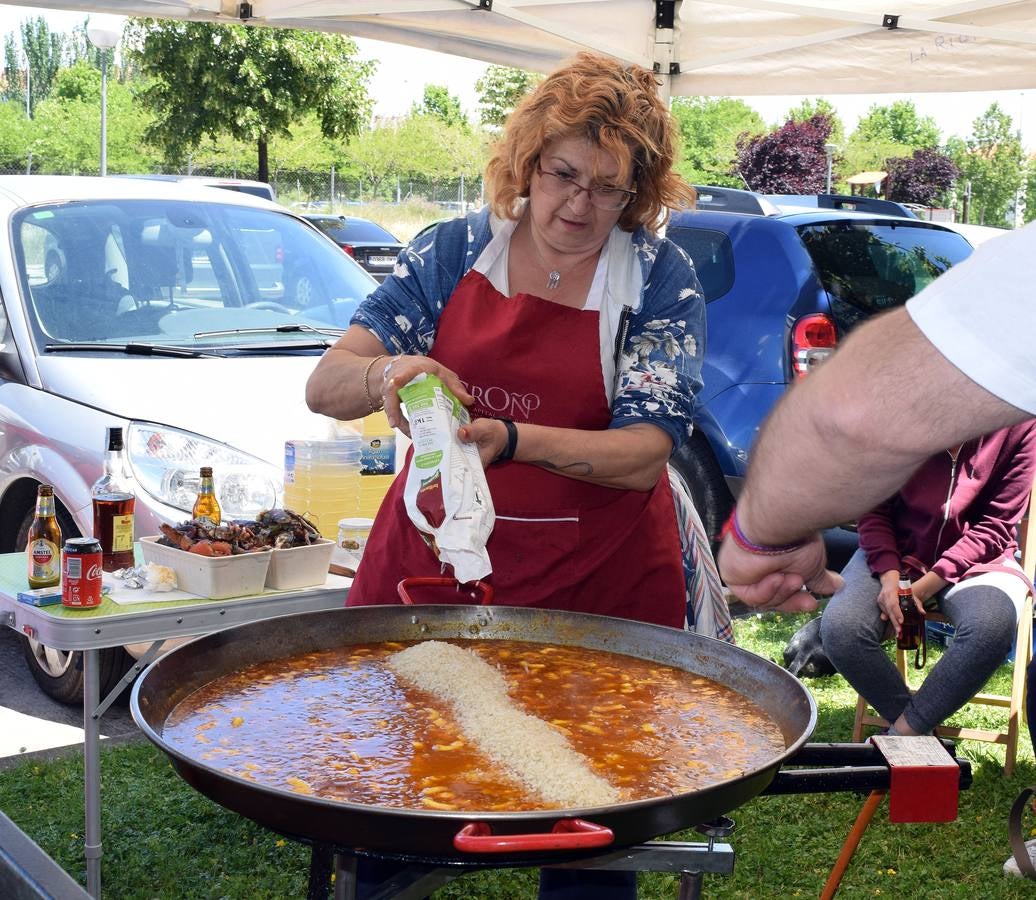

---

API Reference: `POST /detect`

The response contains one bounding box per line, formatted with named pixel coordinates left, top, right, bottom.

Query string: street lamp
left=86, top=14, right=123, bottom=177
left=824, top=143, right=837, bottom=194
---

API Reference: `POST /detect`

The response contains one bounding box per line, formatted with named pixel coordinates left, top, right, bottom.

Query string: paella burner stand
left=305, top=737, right=972, bottom=900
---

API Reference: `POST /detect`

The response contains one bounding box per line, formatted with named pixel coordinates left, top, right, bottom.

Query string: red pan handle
left=397, top=576, right=494, bottom=606
left=453, top=819, right=614, bottom=854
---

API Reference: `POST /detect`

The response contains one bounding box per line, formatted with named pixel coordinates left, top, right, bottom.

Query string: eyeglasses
left=535, top=165, right=637, bottom=211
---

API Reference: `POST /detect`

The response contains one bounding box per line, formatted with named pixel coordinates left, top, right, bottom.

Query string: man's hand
left=717, top=531, right=843, bottom=612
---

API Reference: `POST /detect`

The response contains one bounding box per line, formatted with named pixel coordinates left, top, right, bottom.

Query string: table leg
left=83, top=648, right=102, bottom=897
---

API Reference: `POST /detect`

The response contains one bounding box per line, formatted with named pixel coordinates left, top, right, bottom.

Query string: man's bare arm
left=718, top=307, right=1030, bottom=611
left=737, top=306, right=1030, bottom=546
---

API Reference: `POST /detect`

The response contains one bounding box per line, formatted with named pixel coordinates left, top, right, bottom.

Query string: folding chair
left=851, top=479, right=1036, bottom=777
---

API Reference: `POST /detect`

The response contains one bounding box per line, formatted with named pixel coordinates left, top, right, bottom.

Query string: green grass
left=2, top=613, right=1034, bottom=898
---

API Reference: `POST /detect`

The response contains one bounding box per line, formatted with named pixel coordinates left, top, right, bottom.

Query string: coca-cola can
left=62, top=537, right=103, bottom=608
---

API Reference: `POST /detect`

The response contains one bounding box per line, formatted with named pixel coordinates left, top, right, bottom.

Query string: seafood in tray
left=157, top=508, right=323, bottom=556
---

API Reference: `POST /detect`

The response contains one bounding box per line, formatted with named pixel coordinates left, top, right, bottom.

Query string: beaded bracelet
left=362, top=354, right=387, bottom=413
left=722, top=508, right=807, bottom=556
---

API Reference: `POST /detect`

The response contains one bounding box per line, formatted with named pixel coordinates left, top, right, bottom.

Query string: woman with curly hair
left=307, top=51, right=702, bottom=632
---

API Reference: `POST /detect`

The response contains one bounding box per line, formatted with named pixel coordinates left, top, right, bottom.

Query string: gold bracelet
left=362, top=354, right=387, bottom=413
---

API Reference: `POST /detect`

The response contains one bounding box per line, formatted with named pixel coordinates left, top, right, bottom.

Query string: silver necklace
left=529, top=235, right=565, bottom=291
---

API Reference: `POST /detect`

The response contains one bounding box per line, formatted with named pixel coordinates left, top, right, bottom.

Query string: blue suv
left=665, top=189, right=974, bottom=544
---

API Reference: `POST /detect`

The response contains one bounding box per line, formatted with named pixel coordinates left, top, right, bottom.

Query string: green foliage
left=0, top=100, right=30, bottom=169
left=853, top=99, right=941, bottom=149
left=475, top=65, right=541, bottom=129
left=2, top=34, right=23, bottom=105
left=670, top=97, right=765, bottom=188
left=1024, top=162, right=1036, bottom=225
left=415, top=84, right=468, bottom=130
left=947, top=103, right=1025, bottom=226
left=21, top=17, right=64, bottom=117
left=126, top=19, right=373, bottom=181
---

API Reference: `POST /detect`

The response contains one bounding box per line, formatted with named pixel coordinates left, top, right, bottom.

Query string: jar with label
left=336, top=517, right=373, bottom=571
left=27, top=484, right=62, bottom=588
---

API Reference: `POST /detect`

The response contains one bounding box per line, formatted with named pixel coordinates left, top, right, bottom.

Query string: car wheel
left=13, top=496, right=132, bottom=706
left=670, top=433, right=734, bottom=553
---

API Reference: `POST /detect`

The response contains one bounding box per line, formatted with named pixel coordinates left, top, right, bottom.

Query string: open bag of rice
left=399, top=373, right=494, bottom=583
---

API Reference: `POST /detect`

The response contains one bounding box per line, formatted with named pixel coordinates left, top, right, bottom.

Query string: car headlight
left=126, top=422, right=281, bottom=519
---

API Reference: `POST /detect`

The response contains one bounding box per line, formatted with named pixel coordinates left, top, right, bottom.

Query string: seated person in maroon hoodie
left=820, top=421, right=1036, bottom=736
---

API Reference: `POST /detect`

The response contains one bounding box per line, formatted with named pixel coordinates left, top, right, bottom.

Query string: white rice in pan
left=388, top=640, right=620, bottom=808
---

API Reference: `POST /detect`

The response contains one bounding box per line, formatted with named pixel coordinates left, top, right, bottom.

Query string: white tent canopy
left=13, top=0, right=1036, bottom=98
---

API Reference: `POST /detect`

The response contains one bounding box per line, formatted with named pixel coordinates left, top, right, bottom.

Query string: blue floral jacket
left=352, top=207, right=705, bottom=451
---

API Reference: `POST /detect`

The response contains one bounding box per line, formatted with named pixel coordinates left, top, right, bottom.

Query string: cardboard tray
left=265, top=539, right=335, bottom=591
left=138, top=537, right=271, bottom=600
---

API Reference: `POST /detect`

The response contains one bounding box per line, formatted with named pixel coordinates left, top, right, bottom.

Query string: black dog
left=782, top=615, right=837, bottom=678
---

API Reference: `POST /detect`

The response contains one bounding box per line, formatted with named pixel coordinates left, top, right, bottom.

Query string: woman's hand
left=876, top=569, right=903, bottom=635
left=381, top=356, right=473, bottom=437
left=458, top=418, right=510, bottom=469
left=911, top=570, right=946, bottom=609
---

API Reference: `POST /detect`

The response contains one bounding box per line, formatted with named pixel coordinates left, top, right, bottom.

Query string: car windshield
left=796, top=221, right=972, bottom=331
left=14, top=199, right=376, bottom=349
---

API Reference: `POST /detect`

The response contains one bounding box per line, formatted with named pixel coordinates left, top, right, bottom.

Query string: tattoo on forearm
left=531, top=458, right=594, bottom=476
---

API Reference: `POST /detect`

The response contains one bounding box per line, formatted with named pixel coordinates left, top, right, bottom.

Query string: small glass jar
left=336, top=517, right=374, bottom=570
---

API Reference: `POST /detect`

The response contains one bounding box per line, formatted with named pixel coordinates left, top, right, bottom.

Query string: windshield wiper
left=193, top=324, right=347, bottom=339
left=44, top=342, right=222, bottom=358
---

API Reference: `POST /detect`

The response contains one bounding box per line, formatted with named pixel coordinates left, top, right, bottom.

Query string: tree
left=670, top=96, right=765, bottom=188
left=853, top=99, right=940, bottom=148
left=884, top=148, right=958, bottom=205
left=30, top=62, right=156, bottom=174
left=947, top=102, right=1024, bottom=226
left=475, top=65, right=541, bottom=128
left=786, top=97, right=845, bottom=146
left=127, top=19, right=373, bottom=183
left=414, top=84, right=467, bottom=130
left=21, top=17, right=65, bottom=117
left=733, top=115, right=832, bottom=194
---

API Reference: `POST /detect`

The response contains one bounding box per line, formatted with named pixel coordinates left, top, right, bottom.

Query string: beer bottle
left=91, top=426, right=136, bottom=572
left=27, top=484, right=62, bottom=588
left=193, top=467, right=221, bottom=526
left=896, top=575, right=926, bottom=655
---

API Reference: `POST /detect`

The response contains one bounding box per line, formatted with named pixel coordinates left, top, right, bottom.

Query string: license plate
left=369, top=256, right=396, bottom=266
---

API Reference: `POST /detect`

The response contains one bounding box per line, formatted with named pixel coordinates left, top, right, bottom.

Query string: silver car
left=0, top=175, right=377, bottom=703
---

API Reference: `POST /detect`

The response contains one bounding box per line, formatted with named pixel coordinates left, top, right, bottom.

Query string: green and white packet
left=399, top=373, right=494, bottom=583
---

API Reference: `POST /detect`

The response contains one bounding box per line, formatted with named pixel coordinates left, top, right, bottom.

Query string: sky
left=1, top=4, right=1034, bottom=151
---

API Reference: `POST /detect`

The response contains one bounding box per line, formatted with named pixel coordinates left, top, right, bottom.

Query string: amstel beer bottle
left=92, top=426, right=136, bottom=571
left=27, top=484, right=62, bottom=588
left=193, top=467, right=221, bottom=526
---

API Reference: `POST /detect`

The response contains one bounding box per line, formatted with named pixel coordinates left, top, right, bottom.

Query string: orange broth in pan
left=163, top=640, right=786, bottom=812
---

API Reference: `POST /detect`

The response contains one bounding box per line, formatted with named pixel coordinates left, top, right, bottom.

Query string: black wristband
left=496, top=418, right=518, bottom=462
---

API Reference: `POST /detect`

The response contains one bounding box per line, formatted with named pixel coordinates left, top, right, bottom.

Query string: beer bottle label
left=112, top=514, right=134, bottom=552
left=28, top=538, right=60, bottom=582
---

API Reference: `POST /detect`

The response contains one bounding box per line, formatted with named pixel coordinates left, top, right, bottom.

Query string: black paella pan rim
left=130, top=604, right=817, bottom=862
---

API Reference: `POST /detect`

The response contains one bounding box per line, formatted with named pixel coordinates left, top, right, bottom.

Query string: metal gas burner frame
left=304, top=740, right=972, bottom=900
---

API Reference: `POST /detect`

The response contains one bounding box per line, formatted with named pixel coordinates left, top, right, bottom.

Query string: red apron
left=349, top=268, right=685, bottom=628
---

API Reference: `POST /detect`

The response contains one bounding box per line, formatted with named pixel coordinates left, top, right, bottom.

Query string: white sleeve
left=906, top=221, right=1036, bottom=415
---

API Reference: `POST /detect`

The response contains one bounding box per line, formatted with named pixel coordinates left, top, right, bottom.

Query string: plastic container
left=336, top=517, right=374, bottom=571
left=138, top=536, right=271, bottom=599
left=359, top=412, right=397, bottom=519
left=283, top=438, right=362, bottom=539
left=265, top=539, right=335, bottom=590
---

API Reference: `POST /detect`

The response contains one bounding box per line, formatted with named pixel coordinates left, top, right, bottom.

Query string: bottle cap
left=106, top=426, right=124, bottom=452
left=200, top=466, right=213, bottom=477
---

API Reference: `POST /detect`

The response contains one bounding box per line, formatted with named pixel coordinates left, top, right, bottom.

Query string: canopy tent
left=12, top=0, right=1036, bottom=100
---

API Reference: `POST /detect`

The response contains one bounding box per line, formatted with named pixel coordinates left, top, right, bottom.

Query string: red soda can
left=62, top=537, right=103, bottom=608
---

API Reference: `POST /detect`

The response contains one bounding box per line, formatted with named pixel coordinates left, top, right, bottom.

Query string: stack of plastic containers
left=283, top=437, right=362, bottom=539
